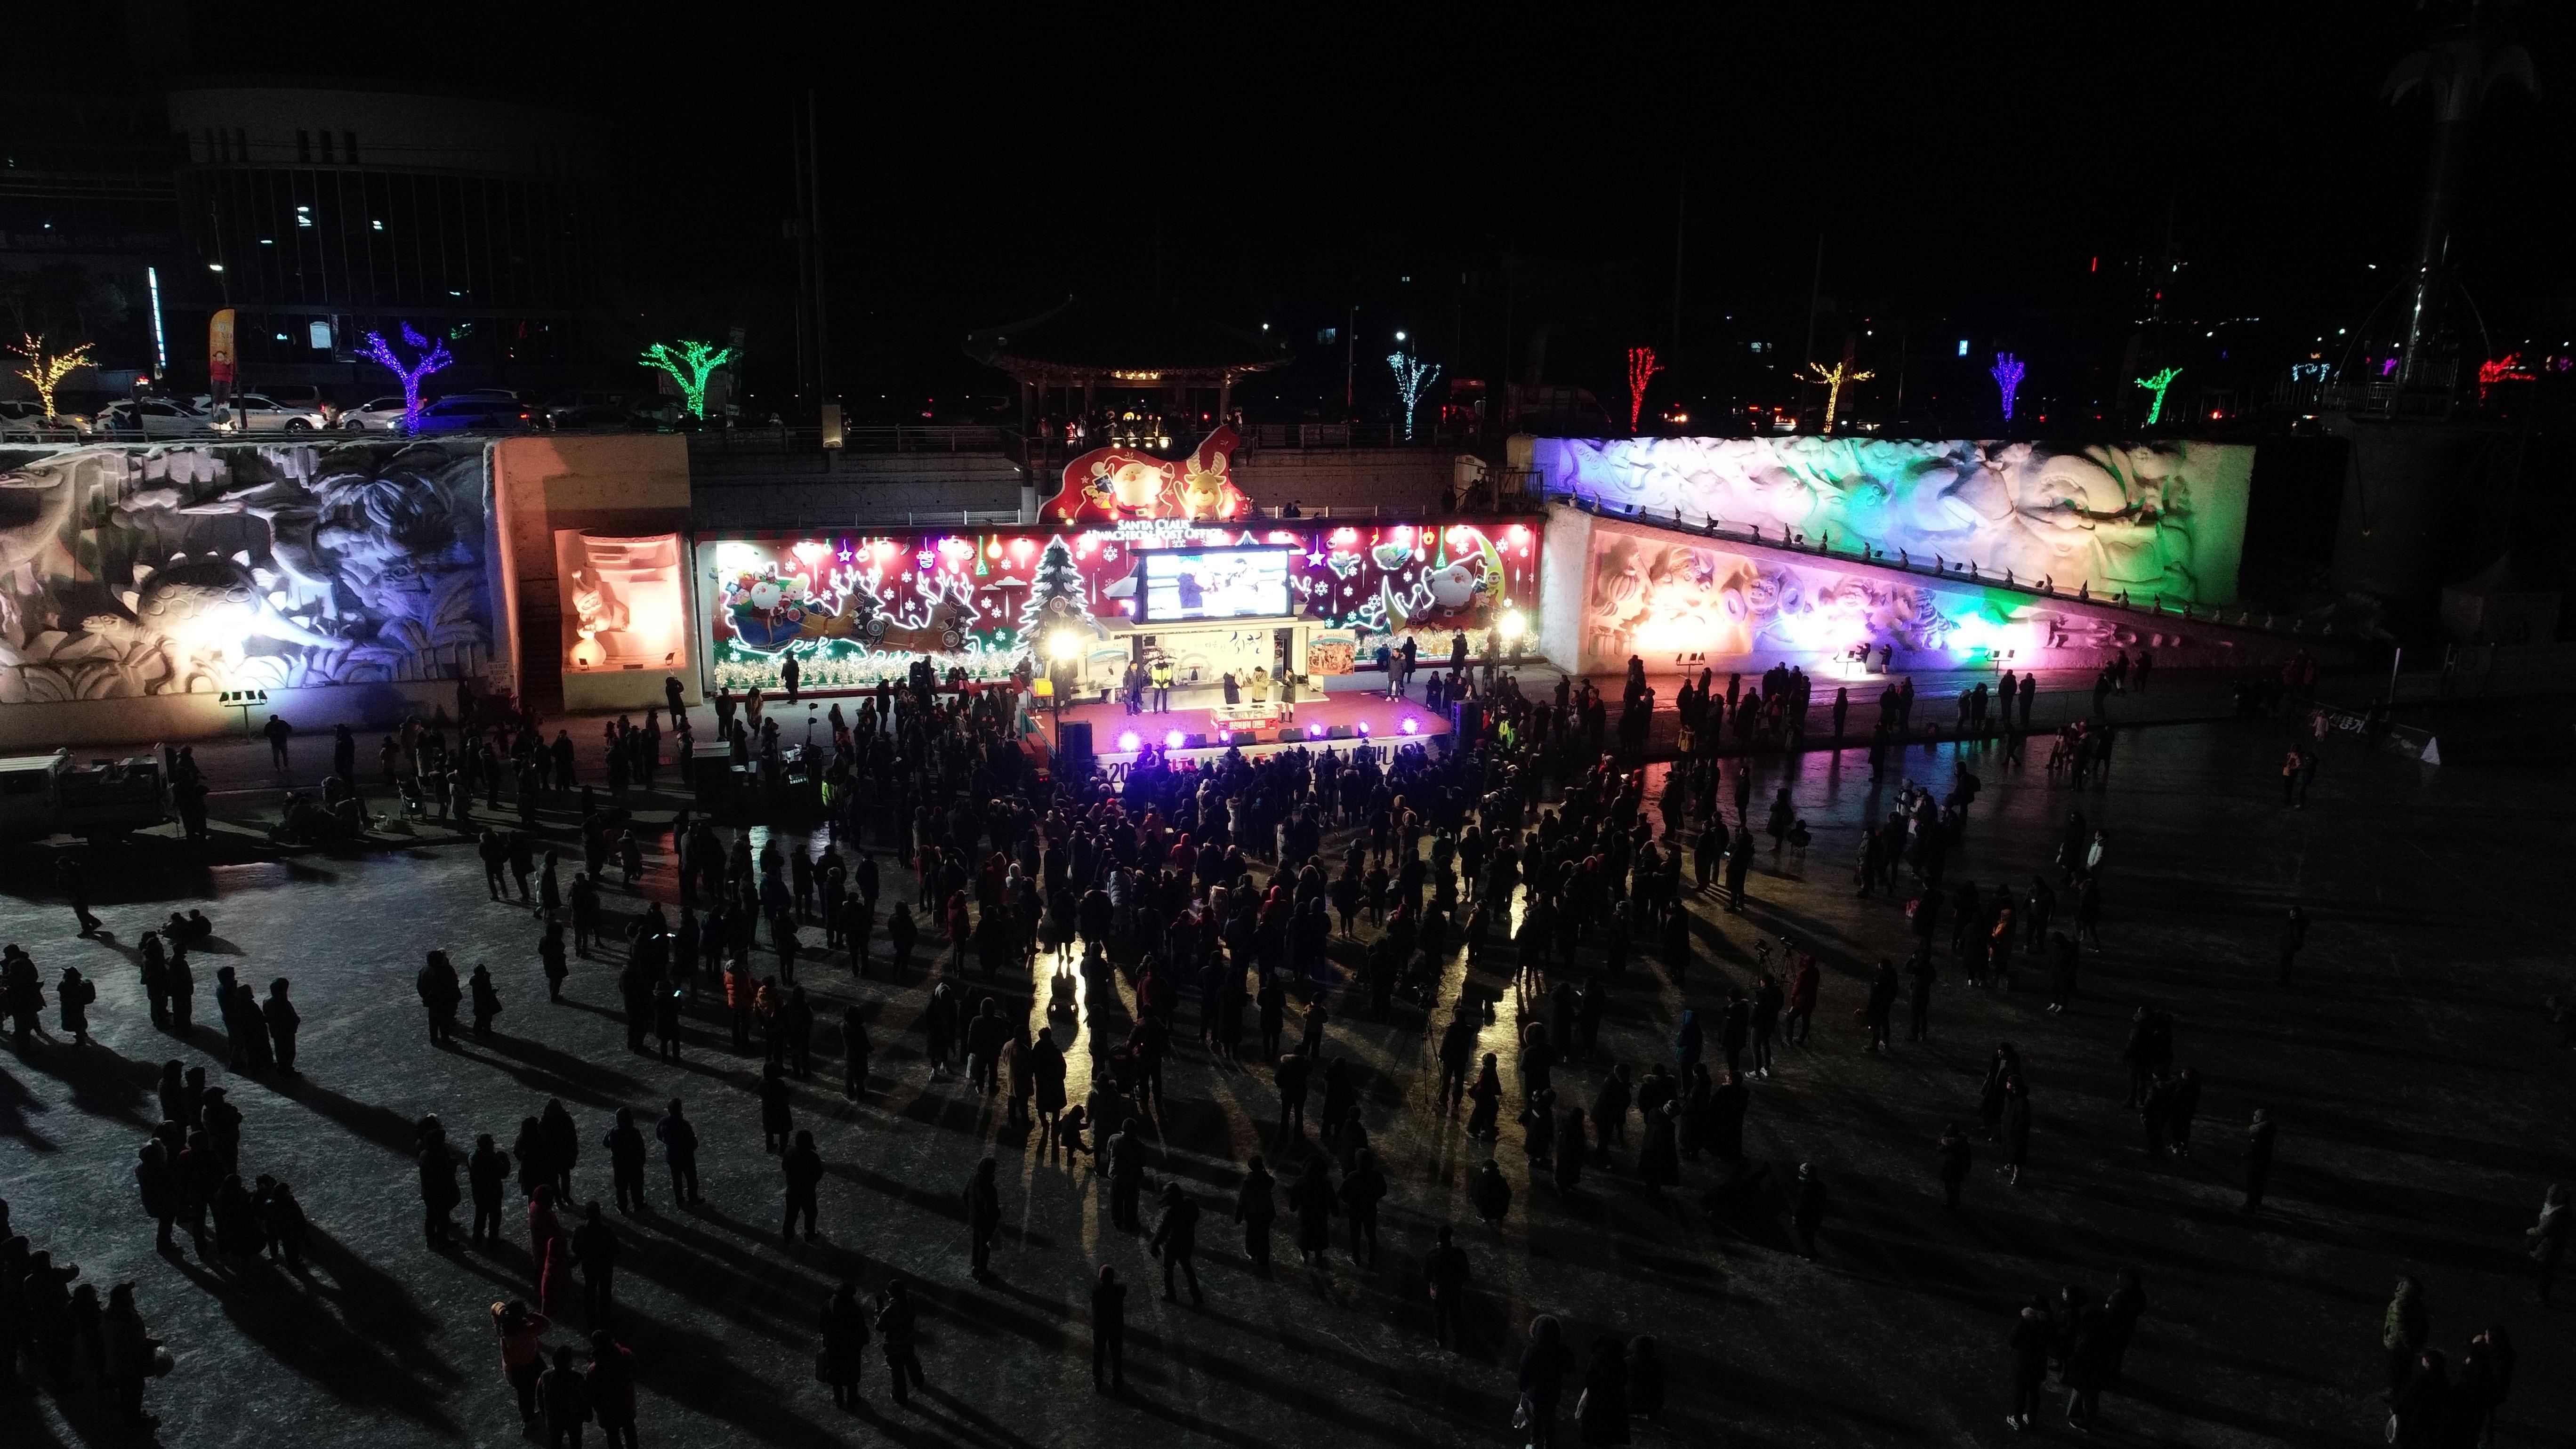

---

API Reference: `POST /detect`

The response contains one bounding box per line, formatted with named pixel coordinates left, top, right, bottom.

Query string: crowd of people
left=4, top=645, right=2561, bottom=1447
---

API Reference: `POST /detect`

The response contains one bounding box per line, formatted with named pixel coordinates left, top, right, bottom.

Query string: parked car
left=544, top=389, right=632, bottom=427
left=0, top=399, right=92, bottom=438
left=408, top=393, right=536, bottom=435
left=549, top=402, right=646, bottom=430
left=93, top=398, right=211, bottom=437
left=209, top=394, right=331, bottom=433
left=258, top=383, right=336, bottom=421
left=339, top=395, right=411, bottom=431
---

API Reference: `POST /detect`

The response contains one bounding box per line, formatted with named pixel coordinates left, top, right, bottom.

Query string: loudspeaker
left=1452, top=701, right=1484, bottom=743
left=1057, top=721, right=1093, bottom=762
left=1328, top=724, right=1353, bottom=740
left=1183, top=733, right=1208, bottom=749
left=1276, top=727, right=1301, bottom=743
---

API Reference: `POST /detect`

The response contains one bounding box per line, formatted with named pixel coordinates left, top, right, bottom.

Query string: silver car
left=338, top=395, right=411, bottom=431
left=209, top=394, right=331, bottom=433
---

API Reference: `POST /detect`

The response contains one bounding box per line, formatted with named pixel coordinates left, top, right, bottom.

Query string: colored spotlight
left=1116, top=731, right=1140, bottom=751
left=1399, top=717, right=1419, bottom=734
left=1307, top=722, right=1328, bottom=738
left=1164, top=730, right=1185, bottom=749
left=1356, top=722, right=1370, bottom=735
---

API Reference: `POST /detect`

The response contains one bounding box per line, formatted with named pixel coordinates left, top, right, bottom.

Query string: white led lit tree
left=1388, top=351, right=1441, bottom=441
left=1021, top=537, right=1097, bottom=643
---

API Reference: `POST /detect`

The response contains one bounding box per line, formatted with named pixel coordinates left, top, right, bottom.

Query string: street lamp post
left=1046, top=628, right=1082, bottom=740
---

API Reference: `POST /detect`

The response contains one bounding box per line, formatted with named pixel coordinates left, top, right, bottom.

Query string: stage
left=1035, top=683, right=1453, bottom=765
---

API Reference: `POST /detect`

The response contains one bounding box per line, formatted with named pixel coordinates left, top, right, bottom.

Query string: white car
left=209, top=394, right=330, bottom=433
left=0, top=400, right=91, bottom=438
left=94, top=398, right=211, bottom=438
left=338, top=395, right=411, bottom=431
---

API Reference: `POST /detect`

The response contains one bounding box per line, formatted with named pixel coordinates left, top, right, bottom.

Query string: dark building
left=0, top=88, right=184, bottom=404
left=165, top=84, right=620, bottom=400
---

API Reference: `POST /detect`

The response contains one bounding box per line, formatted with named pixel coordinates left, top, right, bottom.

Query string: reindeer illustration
left=867, top=580, right=981, bottom=656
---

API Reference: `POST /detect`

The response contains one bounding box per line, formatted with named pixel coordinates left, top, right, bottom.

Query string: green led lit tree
left=2133, top=366, right=2182, bottom=425
left=639, top=339, right=737, bottom=420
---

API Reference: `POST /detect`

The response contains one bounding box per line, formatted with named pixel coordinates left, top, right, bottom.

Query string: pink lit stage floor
left=1039, top=689, right=1450, bottom=763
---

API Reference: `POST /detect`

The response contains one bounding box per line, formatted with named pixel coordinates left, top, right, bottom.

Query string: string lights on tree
left=358, top=323, right=453, bottom=434
left=1989, top=352, right=2026, bottom=422
left=640, top=339, right=737, bottom=421
left=9, top=334, right=95, bottom=419
left=1626, top=346, right=1663, bottom=432
left=2132, top=365, right=2182, bottom=425
left=1386, top=350, right=1441, bottom=441
left=1801, top=360, right=1874, bottom=434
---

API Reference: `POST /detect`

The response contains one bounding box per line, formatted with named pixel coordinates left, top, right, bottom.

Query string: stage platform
left=1038, top=685, right=1452, bottom=765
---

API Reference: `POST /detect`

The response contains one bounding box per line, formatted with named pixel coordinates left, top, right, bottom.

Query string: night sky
left=39, top=1, right=2574, bottom=420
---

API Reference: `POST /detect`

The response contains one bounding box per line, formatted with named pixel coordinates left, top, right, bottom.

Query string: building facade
left=166, top=85, right=620, bottom=399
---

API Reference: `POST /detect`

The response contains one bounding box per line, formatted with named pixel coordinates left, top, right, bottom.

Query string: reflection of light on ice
left=1633, top=610, right=1720, bottom=654
left=1941, top=608, right=2025, bottom=658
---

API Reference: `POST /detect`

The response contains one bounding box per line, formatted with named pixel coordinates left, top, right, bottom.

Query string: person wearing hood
left=1234, top=1155, right=1277, bottom=1274
left=1150, top=1181, right=1202, bottom=1303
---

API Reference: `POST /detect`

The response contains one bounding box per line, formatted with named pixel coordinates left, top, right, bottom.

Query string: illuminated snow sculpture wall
left=0, top=439, right=491, bottom=704
left=1572, top=511, right=2194, bottom=676
left=1530, top=437, right=2253, bottom=606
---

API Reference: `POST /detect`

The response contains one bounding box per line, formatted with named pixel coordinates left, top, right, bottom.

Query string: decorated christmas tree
left=1021, top=537, right=1097, bottom=638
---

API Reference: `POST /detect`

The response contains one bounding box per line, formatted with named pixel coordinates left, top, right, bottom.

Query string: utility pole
left=1669, top=164, right=1687, bottom=386
left=1345, top=303, right=1358, bottom=412
left=808, top=88, right=828, bottom=406
left=787, top=105, right=810, bottom=412
left=1801, top=233, right=1825, bottom=368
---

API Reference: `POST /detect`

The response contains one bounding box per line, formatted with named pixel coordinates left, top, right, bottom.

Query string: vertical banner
left=207, top=308, right=236, bottom=404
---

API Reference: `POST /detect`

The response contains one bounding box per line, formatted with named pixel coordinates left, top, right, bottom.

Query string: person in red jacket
left=585, top=1331, right=638, bottom=1449
left=1786, top=953, right=1821, bottom=1045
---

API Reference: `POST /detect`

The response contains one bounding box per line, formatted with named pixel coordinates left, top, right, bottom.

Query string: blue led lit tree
left=1388, top=350, right=1441, bottom=441
left=359, top=323, right=453, bottom=434
left=1989, top=352, right=2026, bottom=422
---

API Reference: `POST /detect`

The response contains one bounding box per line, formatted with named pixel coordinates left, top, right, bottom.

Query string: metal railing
left=689, top=425, right=1008, bottom=455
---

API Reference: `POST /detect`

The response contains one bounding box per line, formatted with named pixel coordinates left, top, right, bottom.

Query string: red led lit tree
left=1626, top=347, right=1662, bottom=432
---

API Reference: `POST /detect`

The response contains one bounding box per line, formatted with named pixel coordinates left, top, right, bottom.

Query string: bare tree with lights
left=1388, top=351, right=1441, bottom=441
left=357, top=324, right=453, bottom=434
left=1802, top=359, right=1874, bottom=434
left=639, top=339, right=738, bottom=421
left=1626, top=346, right=1663, bottom=432
left=9, top=334, right=95, bottom=420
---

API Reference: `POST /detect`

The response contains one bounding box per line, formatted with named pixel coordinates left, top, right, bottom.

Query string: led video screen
left=1140, top=548, right=1293, bottom=622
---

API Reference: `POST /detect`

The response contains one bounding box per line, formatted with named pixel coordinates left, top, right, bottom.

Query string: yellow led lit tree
left=1802, top=359, right=1874, bottom=434
left=10, top=334, right=96, bottom=419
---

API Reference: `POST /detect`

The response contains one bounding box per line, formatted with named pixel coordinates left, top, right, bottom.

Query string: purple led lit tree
left=359, top=323, right=453, bottom=433
left=1989, top=352, right=2026, bottom=422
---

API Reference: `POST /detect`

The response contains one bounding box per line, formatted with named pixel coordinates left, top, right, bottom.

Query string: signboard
left=1139, top=547, right=1293, bottom=622
left=1043, top=426, right=1249, bottom=526
left=208, top=308, right=236, bottom=402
